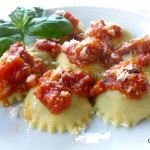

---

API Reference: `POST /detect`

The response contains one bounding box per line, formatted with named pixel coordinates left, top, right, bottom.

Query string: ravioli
left=24, top=88, right=93, bottom=134
left=94, top=90, right=150, bottom=127
left=57, top=52, right=105, bottom=80
left=1, top=93, right=26, bottom=107
left=93, top=60, right=150, bottom=127
left=111, top=29, right=133, bottom=48
left=122, top=52, right=150, bottom=74
left=0, top=42, right=45, bottom=106
left=28, top=48, right=56, bottom=71
left=27, top=39, right=60, bottom=71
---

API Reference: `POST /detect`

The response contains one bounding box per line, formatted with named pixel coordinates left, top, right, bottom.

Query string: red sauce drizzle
left=116, top=35, right=150, bottom=55
left=83, top=20, right=122, bottom=41
left=35, top=39, right=61, bottom=59
left=138, top=53, right=150, bottom=66
left=91, top=59, right=149, bottom=99
left=64, top=12, right=79, bottom=27
left=0, top=42, right=45, bottom=99
left=115, top=35, right=150, bottom=66
left=62, top=37, right=122, bottom=68
left=35, top=69, right=94, bottom=114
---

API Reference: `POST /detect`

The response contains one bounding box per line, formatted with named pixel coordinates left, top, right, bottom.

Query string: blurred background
left=0, top=0, right=150, bottom=18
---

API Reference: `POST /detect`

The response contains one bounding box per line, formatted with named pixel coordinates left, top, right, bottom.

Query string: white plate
left=0, top=6, right=150, bottom=150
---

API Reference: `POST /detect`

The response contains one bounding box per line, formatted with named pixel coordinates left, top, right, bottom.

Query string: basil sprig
left=0, top=7, right=73, bottom=57
left=9, top=7, right=44, bottom=29
left=0, top=22, right=21, bottom=37
left=25, top=15, right=73, bottom=38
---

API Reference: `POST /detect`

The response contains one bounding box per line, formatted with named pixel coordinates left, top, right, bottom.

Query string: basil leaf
left=0, top=19, right=5, bottom=23
left=0, top=22, right=21, bottom=37
left=34, top=7, right=45, bottom=17
left=25, top=15, right=73, bottom=38
left=9, top=7, right=45, bottom=28
left=0, top=37, right=18, bottom=57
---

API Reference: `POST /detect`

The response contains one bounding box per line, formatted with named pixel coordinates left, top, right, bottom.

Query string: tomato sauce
left=91, top=59, right=150, bottom=99
left=62, top=37, right=122, bottom=68
left=35, top=69, right=94, bottom=114
left=115, top=35, right=150, bottom=66
left=83, top=20, right=122, bottom=41
left=35, top=39, right=61, bottom=59
left=138, top=53, right=150, bottom=66
left=116, top=35, right=150, bottom=55
left=0, top=42, right=45, bottom=99
left=64, top=12, right=79, bottom=27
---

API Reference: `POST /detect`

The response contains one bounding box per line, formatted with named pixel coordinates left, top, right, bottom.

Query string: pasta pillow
left=24, top=69, right=94, bottom=134
left=92, top=59, right=150, bottom=127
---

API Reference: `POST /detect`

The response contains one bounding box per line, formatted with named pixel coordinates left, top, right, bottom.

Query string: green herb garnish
left=0, top=7, right=73, bottom=57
